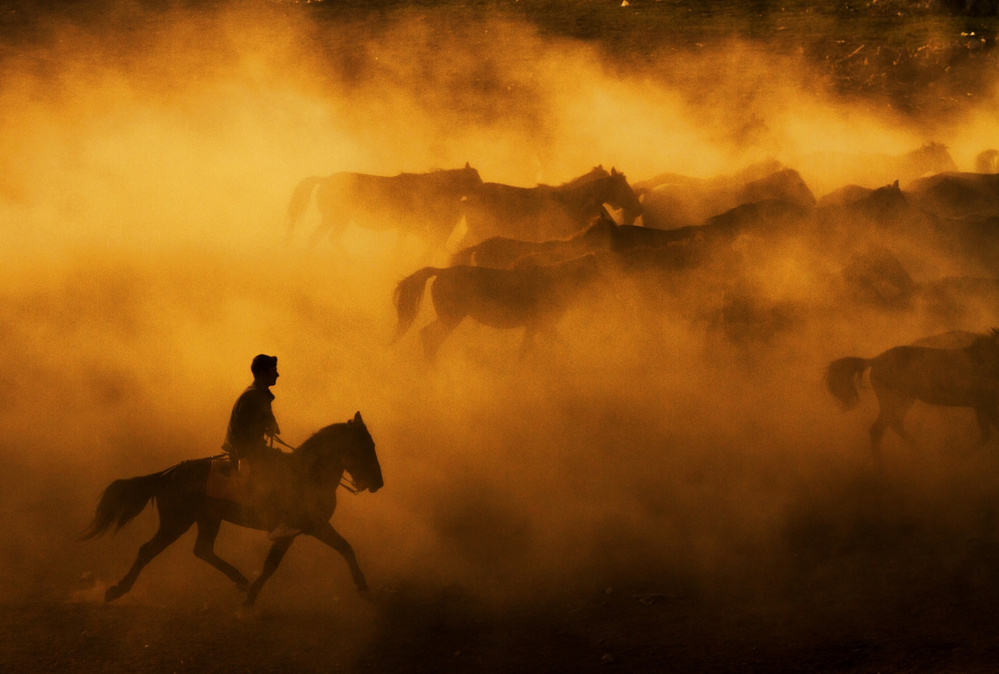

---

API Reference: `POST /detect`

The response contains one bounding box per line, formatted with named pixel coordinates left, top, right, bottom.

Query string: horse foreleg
left=312, top=521, right=371, bottom=599
left=193, top=517, right=249, bottom=592
left=105, top=519, right=192, bottom=602
left=244, top=536, right=296, bottom=607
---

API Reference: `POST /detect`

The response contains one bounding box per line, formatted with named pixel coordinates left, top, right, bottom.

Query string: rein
left=269, top=435, right=361, bottom=495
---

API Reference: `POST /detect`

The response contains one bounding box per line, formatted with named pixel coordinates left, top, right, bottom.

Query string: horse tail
left=287, top=176, right=323, bottom=238
left=825, top=357, right=870, bottom=410
left=79, top=470, right=166, bottom=540
left=392, top=267, right=440, bottom=342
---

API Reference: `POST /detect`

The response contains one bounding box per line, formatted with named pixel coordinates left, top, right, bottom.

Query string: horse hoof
left=236, top=602, right=259, bottom=620
left=104, top=586, right=125, bottom=603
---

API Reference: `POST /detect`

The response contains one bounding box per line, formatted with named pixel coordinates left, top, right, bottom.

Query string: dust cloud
left=2, top=1, right=999, bottom=632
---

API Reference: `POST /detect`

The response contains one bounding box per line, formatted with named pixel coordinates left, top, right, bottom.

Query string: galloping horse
left=459, top=166, right=643, bottom=245
left=287, top=164, right=482, bottom=252
left=450, top=205, right=721, bottom=270
left=450, top=209, right=619, bottom=268
left=392, top=254, right=605, bottom=360
left=825, top=330, right=999, bottom=452
left=792, top=141, right=958, bottom=195
left=82, top=413, right=383, bottom=607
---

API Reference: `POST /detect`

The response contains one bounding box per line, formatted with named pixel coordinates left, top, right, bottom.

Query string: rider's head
left=251, top=354, right=279, bottom=387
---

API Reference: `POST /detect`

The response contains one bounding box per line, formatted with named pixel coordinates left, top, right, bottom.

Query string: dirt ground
left=4, top=1, right=999, bottom=672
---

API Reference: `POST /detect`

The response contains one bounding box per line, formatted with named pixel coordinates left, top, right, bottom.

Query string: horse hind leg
left=309, top=211, right=347, bottom=251
left=420, top=316, right=461, bottom=363
left=105, top=515, right=193, bottom=602
left=193, top=516, right=249, bottom=592
left=973, top=402, right=999, bottom=446
left=882, top=395, right=916, bottom=448
left=870, top=410, right=888, bottom=454
left=870, top=393, right=915, bottom=453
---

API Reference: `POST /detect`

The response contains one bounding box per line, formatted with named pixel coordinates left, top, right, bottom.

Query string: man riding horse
left=223, top=354, right=301, bottom=540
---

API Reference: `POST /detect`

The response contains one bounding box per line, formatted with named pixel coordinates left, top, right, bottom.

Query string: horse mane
left=557, top=166, right=610, bottom=189
left=294, top=423, right=348, bottom=459
left=568, top=212, right=617, bottom=242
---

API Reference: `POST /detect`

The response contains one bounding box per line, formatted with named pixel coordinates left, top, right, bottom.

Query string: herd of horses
left=86, top=144, right=999, bottom=607
left=289, top=149, right=999, bottom=449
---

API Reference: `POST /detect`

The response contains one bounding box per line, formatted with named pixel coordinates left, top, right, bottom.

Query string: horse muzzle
left=352, top=473, right=384, bottom=494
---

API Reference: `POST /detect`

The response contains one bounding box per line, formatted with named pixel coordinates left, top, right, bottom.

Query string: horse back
left=870, top=345, right=994, bottom=405
left=318, top=171, right=472, bottom=224
left=463, top=183, right=585, bottom=242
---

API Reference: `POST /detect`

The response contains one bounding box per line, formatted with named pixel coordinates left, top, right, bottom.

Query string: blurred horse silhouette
left=287, top=164, right=482, bottom=253
left=452, top=203, right=740, bottom=269
left=82, top=413, right=383, bottom=607
left=451, top=208, right=619, bottom=268
left=825, top=330, right=999, bottom=452
left=392, top=254, right=605, bottom=360
left=793, top=142, right=958, bottom=195
left=460, top=166, right=642, bottom=245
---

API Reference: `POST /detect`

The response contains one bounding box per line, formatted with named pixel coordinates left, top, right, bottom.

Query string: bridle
left=269, top=435, right=361, bottom=495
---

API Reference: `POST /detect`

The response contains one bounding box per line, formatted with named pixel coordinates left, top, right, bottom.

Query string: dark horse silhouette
left=825, top=330, right=999, bottom=452
left=450, top=209, right=619, bottom=268
left=82, top=413, right=383, bottom=607
left=287, top=164, right=482, bottom=252
left=450, top=206, right=714, bottom=270
left=392, top=254, right=605, bottom=360
left=459, top=166, right=643, bottom=245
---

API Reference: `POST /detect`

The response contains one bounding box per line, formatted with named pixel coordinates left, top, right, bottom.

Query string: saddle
left=205, top=457, right=253, bottom=504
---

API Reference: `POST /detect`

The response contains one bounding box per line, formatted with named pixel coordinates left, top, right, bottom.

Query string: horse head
left=908, top=142, right=958, bottom=174
left=343, top=412, right=383, bottom=493
left=457, top=162, right=483, bottom=191
left=297, top=412, right=383, bottom=493
left=604, top=168, right=643, bottom=224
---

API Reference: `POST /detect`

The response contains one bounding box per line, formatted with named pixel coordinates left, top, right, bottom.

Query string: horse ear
left=611, top=167, right=619, bottom=176
left=354, top=411, right=363, bottom=423
left=465, top=161, right=471, bottom=169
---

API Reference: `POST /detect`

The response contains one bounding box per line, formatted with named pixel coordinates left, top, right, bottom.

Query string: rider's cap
left=251, top=354, right=278, bottom=376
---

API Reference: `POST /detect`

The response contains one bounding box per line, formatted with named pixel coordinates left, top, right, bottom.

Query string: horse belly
left=919, top=380, right=999, bottom=407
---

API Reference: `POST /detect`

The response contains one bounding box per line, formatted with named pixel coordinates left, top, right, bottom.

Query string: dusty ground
left=3, top=1, right=999, bottom=672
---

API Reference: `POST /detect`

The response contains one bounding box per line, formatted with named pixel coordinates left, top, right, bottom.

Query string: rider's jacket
left=222, top=383, right=280, bottom=462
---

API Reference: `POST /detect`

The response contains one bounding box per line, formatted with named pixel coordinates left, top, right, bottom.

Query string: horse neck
left=554, top=177, right=614, bottom=215
left=295, top=432, right=348, bottom=486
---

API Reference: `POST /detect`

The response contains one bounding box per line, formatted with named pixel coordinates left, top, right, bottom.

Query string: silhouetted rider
left=223, top=354, right=299, bottom=540
left=223, top=354, right=281, bottom=470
